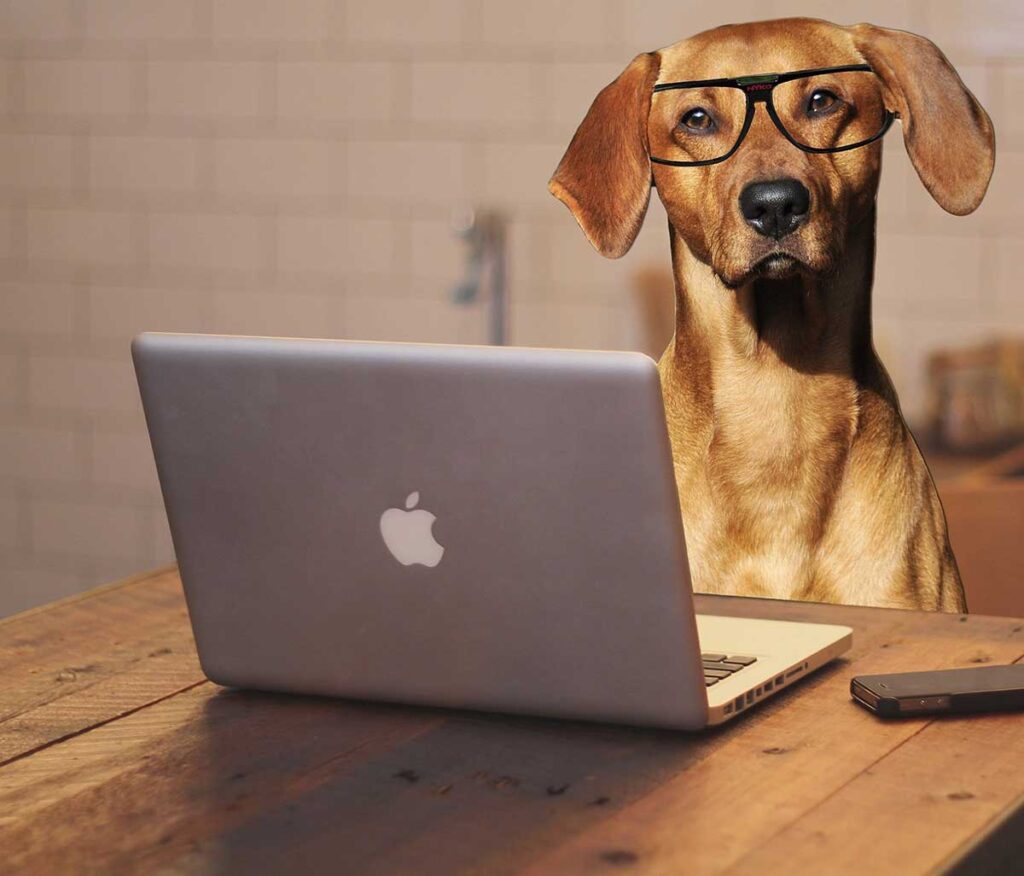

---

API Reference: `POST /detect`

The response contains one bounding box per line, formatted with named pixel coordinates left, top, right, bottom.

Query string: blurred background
left=1, top=0, right=1021, bottom=616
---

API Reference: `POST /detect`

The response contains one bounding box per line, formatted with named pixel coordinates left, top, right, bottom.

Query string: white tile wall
left=85, top=0, right=197, bottom=41
left=91, top=136, right=201, bottom=194
left=410, top=62, right=537, bottom=125
left=0, top=0, right=1020, bottom=615
left=0, top=352, right=19, bottom=405
left=27, top=208, right=136, bottom=266
left=23, top=59, right=137, bottom=116
left=1, top=282, right=78, bottom=335
left=209, top=0, right=342, bottom=42
left=147, top=212, right=265, bottom=272
left=346, top=0, right=467, bottom=46
left=0, top=422, right=81, bottom=483
left=276, top=62, right=397, bottom=122
left=147, top=61, right=269, bottom=119
left=0, top=134, right=79, bottom=190
left=479, top=0, right=613, bottom=49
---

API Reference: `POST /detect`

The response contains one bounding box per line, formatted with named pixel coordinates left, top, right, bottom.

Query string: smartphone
left=851, top=664, right=1024, bottom=718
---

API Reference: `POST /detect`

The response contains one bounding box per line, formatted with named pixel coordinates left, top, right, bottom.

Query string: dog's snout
left=739, top=179, right=810, bottom=240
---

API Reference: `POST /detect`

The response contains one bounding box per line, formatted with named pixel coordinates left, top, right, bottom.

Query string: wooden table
left=3, top=568, right=1023, bottom=875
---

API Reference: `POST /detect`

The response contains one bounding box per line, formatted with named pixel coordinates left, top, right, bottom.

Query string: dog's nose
left=739, top=179, right=810, bottom=239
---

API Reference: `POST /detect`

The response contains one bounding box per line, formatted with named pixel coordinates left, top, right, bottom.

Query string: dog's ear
left=549, top=52, right=661, bottom=258
left=851, top=23, right=995, bottom=215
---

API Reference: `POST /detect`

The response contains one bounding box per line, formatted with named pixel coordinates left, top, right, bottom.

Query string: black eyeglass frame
left=650, top=64, right=898, bottom=168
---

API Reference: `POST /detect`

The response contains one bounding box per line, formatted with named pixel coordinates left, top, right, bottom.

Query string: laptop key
left=724, top=655, right=757, bottom=667
left=704, top=668, right=732, bottom=679
left=705, top=676, right=721, bottom=686
left=703, top=660, right=742, bottom=673
left=701, top=653, right=727, bottom=663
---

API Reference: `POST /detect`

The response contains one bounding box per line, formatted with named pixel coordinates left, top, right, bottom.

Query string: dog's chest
left=678, top=361, right=859, bottom=599
left=711, top=360, right=855, bottom=479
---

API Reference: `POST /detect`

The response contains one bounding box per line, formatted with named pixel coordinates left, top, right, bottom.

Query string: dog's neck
left=667, top=210, right=876, bottom=381
left=660, top=206, right=900, bottom=468
left=664, top=203, right=905, bottom=408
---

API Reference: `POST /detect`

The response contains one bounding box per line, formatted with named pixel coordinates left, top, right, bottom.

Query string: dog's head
left=549, top=19, right=994, bottom=288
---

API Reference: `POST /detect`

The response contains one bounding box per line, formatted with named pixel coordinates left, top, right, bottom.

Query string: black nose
left=739, top=179, right=810, bottom=239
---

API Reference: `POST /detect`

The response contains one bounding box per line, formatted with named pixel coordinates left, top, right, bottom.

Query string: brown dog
left=550, top=19, right=995, bottom=611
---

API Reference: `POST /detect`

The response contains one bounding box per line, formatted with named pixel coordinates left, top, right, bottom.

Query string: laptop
left=133, top=333, right=852, bottom=730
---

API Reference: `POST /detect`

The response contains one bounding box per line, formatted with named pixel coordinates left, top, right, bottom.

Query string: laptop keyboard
left=702, top=652, right=757, bottom=686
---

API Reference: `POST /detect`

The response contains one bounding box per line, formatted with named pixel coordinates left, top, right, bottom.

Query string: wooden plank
left=944, top=790, right=1024, bottom=876
left=0, top=668, right=727, bottom=875
left=0, top=645, right=204, bottom=766
left=131, top=595, right=923, bottom=875
left=722, top=694, right=1024, bottom=875
left=520, top=612, right=1024, bottom=876
left=0, top=565, right=188, bottom=708
left=4, top=572, right=1024, bottom=876
left=0, top=567, right=202, bottom=763
left=0, top=684, right=441, bottom=875
left=153, top=709, right=726, bottom=876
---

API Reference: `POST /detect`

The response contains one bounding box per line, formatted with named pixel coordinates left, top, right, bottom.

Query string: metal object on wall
left=451, top=207, right=508, bottom=346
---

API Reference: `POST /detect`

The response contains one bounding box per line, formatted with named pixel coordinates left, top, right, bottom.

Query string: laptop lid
left=133, top=333, right=708, bottom=729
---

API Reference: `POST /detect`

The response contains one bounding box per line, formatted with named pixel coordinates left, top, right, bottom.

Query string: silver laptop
left=133, top=333, right=851, bottom=730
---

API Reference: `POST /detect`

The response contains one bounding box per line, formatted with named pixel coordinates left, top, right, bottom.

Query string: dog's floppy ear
left=549, top=52, right=661, bottom=258
left=851, top=23, right=995, bottom=215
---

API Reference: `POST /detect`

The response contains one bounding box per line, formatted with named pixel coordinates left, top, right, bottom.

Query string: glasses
left=650, top=64, right=897, bottom=167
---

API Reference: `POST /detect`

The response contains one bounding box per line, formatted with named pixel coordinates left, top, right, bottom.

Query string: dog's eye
left=680, top=108, right=714, bottom=132
left=807, top=89, right=838, bottom=114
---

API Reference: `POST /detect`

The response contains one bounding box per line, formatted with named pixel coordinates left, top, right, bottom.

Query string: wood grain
left=522, top=604, right=1024, bottom=876
left=0, top=566, right=202, bottom=765
left=1, top=570, right=1023, bottom=876
left=726, top=703, right=1024, bottom=875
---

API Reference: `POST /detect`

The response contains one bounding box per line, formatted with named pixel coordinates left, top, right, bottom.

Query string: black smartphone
left=851, top=664, right=1024, bottom=718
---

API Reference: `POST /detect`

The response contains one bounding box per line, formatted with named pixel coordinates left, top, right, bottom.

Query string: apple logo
left=379, top=491, right=445, bottom=568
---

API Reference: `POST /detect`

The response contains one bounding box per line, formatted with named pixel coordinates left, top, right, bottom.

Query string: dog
left=549, top=19, right=995, bottom=611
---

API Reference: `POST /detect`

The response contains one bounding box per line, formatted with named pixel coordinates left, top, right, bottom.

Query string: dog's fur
left=550, top=19, right=995, bottom=611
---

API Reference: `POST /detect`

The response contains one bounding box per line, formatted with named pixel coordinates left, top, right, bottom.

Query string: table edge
left=0, top=564, right=179, bottom=629
left=9, top=566, right=1023, bottom=627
